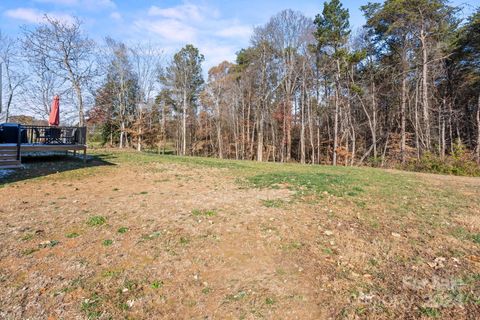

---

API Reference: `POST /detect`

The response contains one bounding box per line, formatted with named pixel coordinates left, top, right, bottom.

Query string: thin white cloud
left=4, top=8, right=43, bottom=23
left=34, top=0, right=77, bottom=5
left=216, top=25, right=252, bottom=39
left=33, top=0, right=116, bottom=10
left=129, top=2, right=251, bottom=70
left=199, top=42, right=238, bottom=72
left=148, top=4, right=204, bottom=22
left=4, top=7, right=75, bottom=24
left=110, top=11, right=122, bottom=21
left=85, top=0, right=116, bottom=10
left=134, top=19, right=197, bottom=43
left=135, top=3, right=213, bottom=44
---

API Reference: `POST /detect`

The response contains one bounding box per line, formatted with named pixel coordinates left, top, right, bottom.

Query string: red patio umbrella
left=48, top=95, right=60, bottom=126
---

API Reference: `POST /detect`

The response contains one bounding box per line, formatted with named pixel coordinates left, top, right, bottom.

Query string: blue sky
left=1, top=0, right=478, bottom=71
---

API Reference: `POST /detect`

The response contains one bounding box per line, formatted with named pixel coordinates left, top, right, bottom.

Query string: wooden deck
left=0, top=125, right=88, bottom=169
left=19, top=143, right=86, bottom=153
left=0, top=144, right=21, bottom=169
left=0, top=143, right=87, bottom=165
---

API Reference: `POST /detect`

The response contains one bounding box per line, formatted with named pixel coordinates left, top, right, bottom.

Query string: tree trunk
left=257, top=111, right=264, bottom=162
left=308, top=95, right=315, bottom=164
left=317, top=124, right=321, bottom=164
left=414, top=77, right=421, bottom=159
left=281, top=102, right=286, bottom=162
left=271, top=122, right=276, bottom=162
left=5, top=90, right=13, bottom=123
left=137, top=132, right=142, bottom=151
left=286, top=98, right=292, bottom=162
left=351, top=126, right=356, bottom=166
left=137, top=106, right=142, bottom=152
left=439, top=99, right=445, bottom=159
left=300, top=81, right=306, bottom=164
left=119, top=121, right=125, bottom=149
left=161, top=103, right=166, bottom=155
left=476, top=95, right=480, bottom=164
left=241, top=96, right=246, bottom=159
left=448, top=100, right=454, bottom=154
left=333, top=59, right=340, bottom=166
left=247, top=97, right=252, bottom=159
left=217, top=119, right=223, bottom=159
left=441, top=118, right=446, bottom=160
left=381, top=134, right=389, bottom=167
left=400, top=73, right=407, bottom=164
left=372, top=81, right=377, bottom=159
left=420, top=32, right=431, bottom=150
left=182, top=89, right=187, bottom=156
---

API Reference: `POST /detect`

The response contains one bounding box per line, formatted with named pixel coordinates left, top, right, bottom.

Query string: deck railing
left=20, top=125, right=87, bottom=145
left=17, top=126, right=21, bottom=160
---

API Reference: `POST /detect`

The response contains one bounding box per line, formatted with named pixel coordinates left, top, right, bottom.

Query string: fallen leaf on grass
left=38, top=240, right=59, bottom=248
left=363, top=274, right=373, bottom=280
left=467, top=255, right=480, bottom=263
left=427, top=257, right=446, bottom=270
left=325, top=256, right=335, bottom=263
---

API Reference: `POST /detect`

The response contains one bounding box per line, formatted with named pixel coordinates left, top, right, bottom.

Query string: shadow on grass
left=143, top=150, right=176, bottom=156
left=0, top=153, right=115, bottom=186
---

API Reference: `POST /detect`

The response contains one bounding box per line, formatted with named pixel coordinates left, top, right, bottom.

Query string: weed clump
left=23, top=248, right=39, bottom=255
left=151, top=280, right=163, bottom=289
left=261, top=199, right=286, bottom=208
left=66, top=232, right=80, bottom=238
left=141, top=231, right=161, bottom=241
left=117, top=227, right=129, bottom=234
left=102, top=239, right=113, bottom=246
left=191, top=209, right=217, bottom=217
left=87, top=216, right=106, bottom=227
left=81, top=293, right=102, bottom=319
left=39, top=240, right=59, bottom=248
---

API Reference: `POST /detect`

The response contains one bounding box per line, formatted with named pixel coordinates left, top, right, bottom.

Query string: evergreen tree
left=313, top=0, right=350, bottom=165
left=160, top=44, right=204, bottom=155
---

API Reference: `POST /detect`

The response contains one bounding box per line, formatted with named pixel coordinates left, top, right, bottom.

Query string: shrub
left=405, top=144, right=480, bottom=177
left=366, top=156, right=383, bottom=168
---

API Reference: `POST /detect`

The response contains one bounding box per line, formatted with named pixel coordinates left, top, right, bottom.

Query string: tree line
left=1, top=0, right=479, bottom=169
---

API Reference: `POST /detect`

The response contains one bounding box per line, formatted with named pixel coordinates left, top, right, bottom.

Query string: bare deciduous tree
left=22, top=15, right=97, bottom=126
left=0, top=31, right=27, bottom=122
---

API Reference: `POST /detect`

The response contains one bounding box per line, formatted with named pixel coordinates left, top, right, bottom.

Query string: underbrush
left=404, top=145, right=480, bottom=177
left=362, top=142, right=480, bottom=177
